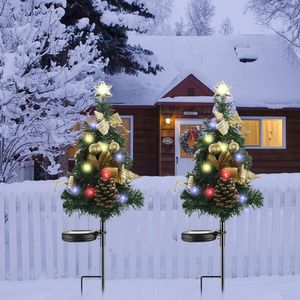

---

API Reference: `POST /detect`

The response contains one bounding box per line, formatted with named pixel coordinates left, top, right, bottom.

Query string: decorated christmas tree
left=181, top=82, right=263, bottom=221
left=61, top=82, right=144, bottom=221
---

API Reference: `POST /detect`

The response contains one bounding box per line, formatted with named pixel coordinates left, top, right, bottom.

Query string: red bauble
left=84, top=187, right=96, bottom=199
left=204, top=187, right=215, bottom=199
left=100, top=168, right=112, bottom=180
left=220, top=168, right=231, bottom=180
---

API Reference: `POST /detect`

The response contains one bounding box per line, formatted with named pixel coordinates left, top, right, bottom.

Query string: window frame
left=241, top=116, right=286, bottom=149
left=120, top=115, right=134, bottom=159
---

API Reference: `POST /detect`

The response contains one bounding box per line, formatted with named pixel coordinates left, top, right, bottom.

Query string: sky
left=170, top=0, right=269, bottom=34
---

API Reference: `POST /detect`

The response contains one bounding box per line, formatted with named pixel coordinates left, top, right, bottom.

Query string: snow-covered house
left=66, top=35, right=300, bottom=177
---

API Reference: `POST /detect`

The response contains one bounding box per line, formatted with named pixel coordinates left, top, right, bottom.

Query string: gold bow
left=214, top=111, right=244, bottom=135
left=94, top=111, right=127, bottom=135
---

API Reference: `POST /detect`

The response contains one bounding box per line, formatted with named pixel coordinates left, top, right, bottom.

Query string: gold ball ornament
left=228, top=141, right=240, bottom=153
left=83, top=133, right=95, bottom=144
left=208, top=143, right=221, bottom=155
left=204, top=134, right=214, bottom=144
left=109, top=140, right=120, bottom=153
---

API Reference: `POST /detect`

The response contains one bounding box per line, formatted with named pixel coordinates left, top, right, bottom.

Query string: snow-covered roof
left=107, top=34, right=300, bottom=108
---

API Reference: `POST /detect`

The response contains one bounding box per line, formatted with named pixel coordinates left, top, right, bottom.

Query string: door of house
left=175, top=119, right=203, bottom=176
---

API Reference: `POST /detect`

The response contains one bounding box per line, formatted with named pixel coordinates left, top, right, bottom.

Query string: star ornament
left=214, top=81, right=232, bottom=97
left=95, top=81, right=112, bottom=98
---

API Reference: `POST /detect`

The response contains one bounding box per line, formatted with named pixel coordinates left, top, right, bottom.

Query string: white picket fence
left=0, top=175, right=300, bottom=281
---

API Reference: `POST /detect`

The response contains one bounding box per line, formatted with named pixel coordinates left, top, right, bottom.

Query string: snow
left=107, top=34, right=300, bottom=108
left=1, top=275, right=300, bottom=300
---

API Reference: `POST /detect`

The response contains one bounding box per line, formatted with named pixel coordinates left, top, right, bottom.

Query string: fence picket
left=0, top=178, right=300, bottom=281
left=20, top=192, right=30, bottom=280
left=0, top=190, right=5, bottom=280
left=8, top=195, right=17, bottom=280
left=294, top=188, right=300, bottom=274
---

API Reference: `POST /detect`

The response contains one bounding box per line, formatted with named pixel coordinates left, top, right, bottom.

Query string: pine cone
left=214, top=178, right=237, bottom=208
left=94, top=178, right=119, bottom=208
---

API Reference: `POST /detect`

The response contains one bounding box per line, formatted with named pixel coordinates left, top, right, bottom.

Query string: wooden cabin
left=63, top=35, right=300, bottom=177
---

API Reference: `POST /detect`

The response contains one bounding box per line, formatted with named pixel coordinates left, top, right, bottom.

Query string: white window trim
left=121, top=115, right=134, bottom=158
left=241, top=116, right=286, bottom=149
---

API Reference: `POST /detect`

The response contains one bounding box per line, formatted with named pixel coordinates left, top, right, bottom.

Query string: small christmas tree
left=181, top=82, right=263, bottom=221
left=61, top=82, right=143, bottom=221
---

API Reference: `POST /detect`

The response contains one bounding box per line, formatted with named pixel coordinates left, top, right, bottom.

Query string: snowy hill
left=107, top=35, right=300, bottom=108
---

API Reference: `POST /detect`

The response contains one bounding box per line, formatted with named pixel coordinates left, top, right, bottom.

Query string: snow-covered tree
left=145, top=0, right=173, bottom=35
left=62, top=0, right=163, bottom=74
left=219, top=17, right=234, bottom=35
left=0, top=0, right=105, bottom=183
left=186, top=0, right=215, bottom=36
left=247, top=0, right=300, bottom=48
left=174, top=17, right=185, bottom=36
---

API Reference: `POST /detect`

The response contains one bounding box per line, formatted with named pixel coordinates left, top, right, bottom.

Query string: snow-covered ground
left=1, top=275, right=299, bottom=300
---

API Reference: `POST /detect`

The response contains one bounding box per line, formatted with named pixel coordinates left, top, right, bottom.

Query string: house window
left=188, top=87, right=195, bottom=96
left=67, top=115, right=133, bottom=161
left=119, top=115, right=133, bottom=158
left=241, top=117, right=286, bottom=149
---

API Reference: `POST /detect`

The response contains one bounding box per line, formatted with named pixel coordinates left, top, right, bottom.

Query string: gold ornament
left=228, top=141, right=240, bottom=153
left=109, top=140, right=120, bottom=153
left=97, top=119, right=110, bottom=135
left=95, top=81, right=112, bottom=98
left=67, top=176, right=74, bottom=187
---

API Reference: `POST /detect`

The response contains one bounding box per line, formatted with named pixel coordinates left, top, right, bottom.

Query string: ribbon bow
left=94, top=111, right=123, bottom=135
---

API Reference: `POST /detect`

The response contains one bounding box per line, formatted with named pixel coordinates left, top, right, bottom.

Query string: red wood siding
left=163, top=74, right=214, bottom=98
left=112, top=105, right=159, bottom=176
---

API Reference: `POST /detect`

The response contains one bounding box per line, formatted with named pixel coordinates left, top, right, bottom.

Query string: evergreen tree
left=62, top=0, right=162, bottom=75
left=181, top=82, right=263, bottom=221
left=61, top=82, right=144, bottom=221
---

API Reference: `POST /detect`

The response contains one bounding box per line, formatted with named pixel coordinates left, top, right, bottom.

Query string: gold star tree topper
left=214, top=81, right=232, bottom=97
left=95, top=81, right=112, bottom=98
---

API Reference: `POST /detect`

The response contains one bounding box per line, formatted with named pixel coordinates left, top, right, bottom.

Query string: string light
left=114, top=151, right=124, bottom=163
left=84, top=187, right=96, bottom=199
left=69, top=185, right=80, bottom=196
left=88, top=121, right=98, bottom=130
left=209, top=119, right=218, bottom=129
left=188, top=185, right=200, bottom=196
left=234, top=152, right=244, bottom=162
left=83, top=133, right=95, bottom=144
left=82, top=162, right=93, bottom=173
left=237, top=193, right=248, bottom=203
left=118, top=193, right=128, bottom=203
left=204, top=134, right=214, bottom=144
left=204, top=187, right=215, bottom=199
left=202, top=162, right=212, bottom=173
